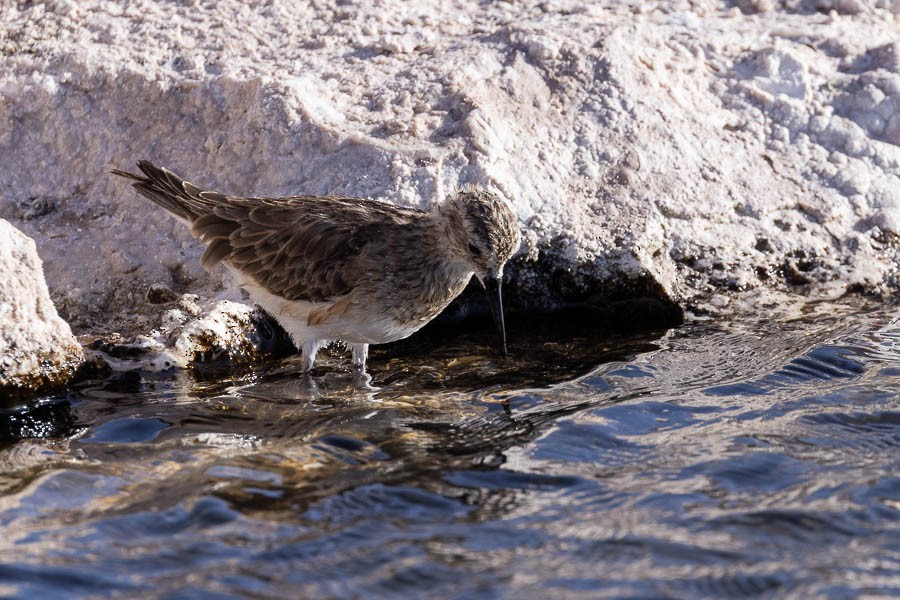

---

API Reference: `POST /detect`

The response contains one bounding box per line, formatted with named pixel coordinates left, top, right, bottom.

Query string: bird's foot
left=352, top=368, right=379, bottom=391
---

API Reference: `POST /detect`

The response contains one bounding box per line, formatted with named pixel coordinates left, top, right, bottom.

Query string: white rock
left=0, top=220, right=83, bottom=398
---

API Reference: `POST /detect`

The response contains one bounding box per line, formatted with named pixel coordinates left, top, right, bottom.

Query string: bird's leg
left=350, top=343, right=377, bottom=391
left=300, top=339, right=324, bottom=373
left=350, top=343, right=369, bottom=373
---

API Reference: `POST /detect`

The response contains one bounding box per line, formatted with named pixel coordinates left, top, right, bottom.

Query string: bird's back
left=111, top=161, right=429, bottom=305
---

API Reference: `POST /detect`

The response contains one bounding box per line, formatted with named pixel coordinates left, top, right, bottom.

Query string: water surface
left=1, top=302, right=898, bottom=598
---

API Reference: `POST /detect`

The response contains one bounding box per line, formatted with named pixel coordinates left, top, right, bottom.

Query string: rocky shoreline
left=2, top=1, right=898, bottom=399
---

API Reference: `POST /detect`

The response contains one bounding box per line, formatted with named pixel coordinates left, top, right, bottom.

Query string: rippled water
left=1, top=301, right=898, bottom=598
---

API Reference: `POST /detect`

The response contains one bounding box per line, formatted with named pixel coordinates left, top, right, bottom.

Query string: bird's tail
left=110, top=161, right=221, bottom=222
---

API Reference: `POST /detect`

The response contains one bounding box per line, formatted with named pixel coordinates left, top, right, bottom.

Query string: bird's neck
left=386, top=214, right=472, bottom=323
left=430, top=205, right=470, bottom=262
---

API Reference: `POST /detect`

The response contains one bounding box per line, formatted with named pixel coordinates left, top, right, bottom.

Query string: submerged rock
left=0, top=220, right=83, bottom=404
left=0, top=1, right=897, bottom=351
left=85, top=298, right=295, bottom=372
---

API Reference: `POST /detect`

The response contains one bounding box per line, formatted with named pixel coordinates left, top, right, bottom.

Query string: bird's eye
left=468, top=243, right=482, bottom=257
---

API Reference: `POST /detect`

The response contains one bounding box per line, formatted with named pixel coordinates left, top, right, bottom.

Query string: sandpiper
left=112, top=161, right=520, bottom=374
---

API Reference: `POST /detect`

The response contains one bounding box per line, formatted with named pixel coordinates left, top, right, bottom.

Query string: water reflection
left=0, top=301, right=898, bottom=597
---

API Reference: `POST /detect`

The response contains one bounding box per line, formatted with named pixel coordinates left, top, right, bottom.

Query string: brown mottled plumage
left=111, top=161, right=520, bottom=373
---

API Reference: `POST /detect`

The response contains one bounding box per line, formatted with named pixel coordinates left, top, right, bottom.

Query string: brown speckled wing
left=198, top=197, right=414, bottom=303
left=113, top=161, right=427, bottom=303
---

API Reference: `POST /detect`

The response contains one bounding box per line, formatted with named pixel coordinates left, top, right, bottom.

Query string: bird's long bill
left=483, top=275, right=508, bottom=358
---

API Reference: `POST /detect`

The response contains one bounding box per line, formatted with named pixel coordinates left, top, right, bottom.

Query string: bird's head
left=437, top=187, right=521, bottom=356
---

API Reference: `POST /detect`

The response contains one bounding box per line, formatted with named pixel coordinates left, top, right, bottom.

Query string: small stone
left=808, top=114, right=830, bottom=134
left=858, top=112, right=885, bottom=135
left=817, top=0, right=865, bottom=14
left=855, top=84, right=886, bottom=112
left=885, top=114, right=900, bottom=145
left=735, top=0, right=775, bottom=14
left=865, top=42, right=900, bottom=73
left=875, top=96, right=896, bottom=121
